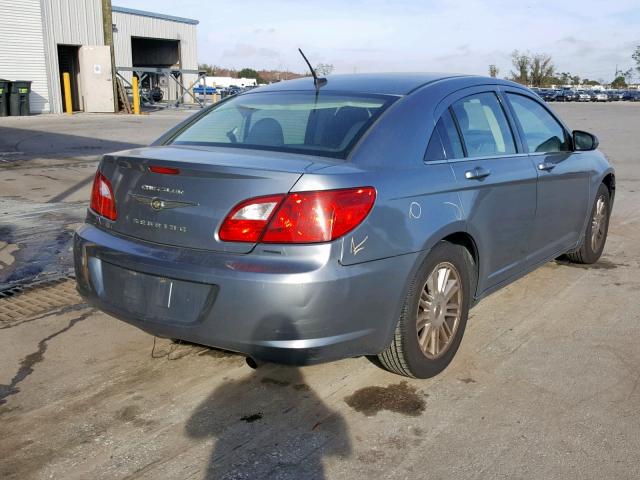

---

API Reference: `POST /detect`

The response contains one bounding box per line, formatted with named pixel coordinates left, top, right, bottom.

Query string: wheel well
left=603, top=173, right=616, bottom=201
left=441, top=232, right=479, bottom=301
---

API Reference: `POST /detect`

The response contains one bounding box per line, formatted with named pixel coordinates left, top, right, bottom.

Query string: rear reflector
left=90, top=171, right=117, bottom=220
left=149, top=166, right=180, bottom=175
left=219, top=187, right=376, bottom=244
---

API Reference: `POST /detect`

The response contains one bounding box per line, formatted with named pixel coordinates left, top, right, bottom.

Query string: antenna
left=298, top=48, right=327, bottom=90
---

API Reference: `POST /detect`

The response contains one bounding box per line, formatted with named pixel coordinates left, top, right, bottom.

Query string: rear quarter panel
left=291, top=164, right=464, bottom=266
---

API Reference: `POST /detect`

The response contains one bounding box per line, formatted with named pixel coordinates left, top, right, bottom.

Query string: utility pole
left=102, top=0, right=118, bottom=112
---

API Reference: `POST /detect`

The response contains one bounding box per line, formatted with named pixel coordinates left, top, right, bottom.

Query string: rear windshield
left=170, top=91, right=396, bottom=159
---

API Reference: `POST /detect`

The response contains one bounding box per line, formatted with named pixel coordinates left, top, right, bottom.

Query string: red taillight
left=149, top=165, right=180, bottom=175
left=219, top=187, right=376, bottom=243
left=218, top=194, right=285, bottom=242
left=90, top=171, right=117, bottom=220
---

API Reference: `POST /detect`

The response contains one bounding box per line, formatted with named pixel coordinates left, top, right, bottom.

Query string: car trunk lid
left=99, top=145, right=319, bottom=254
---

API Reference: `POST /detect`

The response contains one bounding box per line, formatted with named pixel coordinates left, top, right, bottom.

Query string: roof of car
left=253, top=73, right=476, bottom=96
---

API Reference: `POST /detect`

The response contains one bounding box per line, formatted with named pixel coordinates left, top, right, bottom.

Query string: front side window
left=451, top=92, right=516, bottom=157
left=170, top=91, right=396, bottom=159
left=506, top=93, right=570, bottom=153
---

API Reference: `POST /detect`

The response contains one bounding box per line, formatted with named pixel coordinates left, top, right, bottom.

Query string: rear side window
left=506, top=94, right=570, bottom=153
left=451, top=92, right=516, bottom=157
left=438, top=110, right=465, bottom=159
left=424, top=128, right=446, bottom=161
left=170, top=91, right=395, bottom=159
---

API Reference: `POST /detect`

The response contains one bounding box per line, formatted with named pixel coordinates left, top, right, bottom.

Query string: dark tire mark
left=0, top=308, right=94, bottom=406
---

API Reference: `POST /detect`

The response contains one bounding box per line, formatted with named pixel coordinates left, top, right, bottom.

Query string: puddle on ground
left=344, top=381, right=426, bottom=417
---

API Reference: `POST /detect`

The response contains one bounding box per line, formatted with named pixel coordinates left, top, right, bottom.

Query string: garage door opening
left=131, top=37, right=182, bottom=102
left=58, top=44, right=82, bottom=112
left=131, top=37, right=181, bottom=67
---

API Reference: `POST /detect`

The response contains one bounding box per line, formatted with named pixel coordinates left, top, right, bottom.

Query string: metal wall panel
left=0, top=2, right=198, bottom=114
left=41, top=0, right=105, bottom=114
left=0, top=0, right=49, bottom=113
left=112, top=11, right=198, bottom=101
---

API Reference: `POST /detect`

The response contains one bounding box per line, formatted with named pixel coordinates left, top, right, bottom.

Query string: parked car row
left=531, top=87, right=640, bottom=102
left=192, top=85, right=258, bottom=99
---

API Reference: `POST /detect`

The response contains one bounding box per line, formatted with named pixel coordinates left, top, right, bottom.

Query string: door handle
left=538, top=162, right=556, bottom=171
left=464, top=167, right=491, bottom=180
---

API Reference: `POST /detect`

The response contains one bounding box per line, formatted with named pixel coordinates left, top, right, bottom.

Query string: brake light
left=90, top=171, right=117, bottom=220
left=219, top=187, right=376, bottom=243
left=149, top=165, right=180, bottom=175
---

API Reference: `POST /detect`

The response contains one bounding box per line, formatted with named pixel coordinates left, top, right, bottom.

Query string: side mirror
left=573, top=130, right=599, bottom=151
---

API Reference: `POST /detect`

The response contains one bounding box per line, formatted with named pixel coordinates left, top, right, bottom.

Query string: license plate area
left=89, top=257, right=217, bottom=325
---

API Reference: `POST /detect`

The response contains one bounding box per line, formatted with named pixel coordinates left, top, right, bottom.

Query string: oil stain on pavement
left=344, top=381, right=426, bottom=417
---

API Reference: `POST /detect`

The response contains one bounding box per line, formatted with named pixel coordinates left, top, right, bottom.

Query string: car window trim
left=425, top=152, right=532, bottom=166
left=494, top=91, right=525, bottom=154
left=501, top=90, right=573, bottom=154
left=433, top=84, right=527, bottom=154
left=447, top=106, right=468, bottom=158
left=448, top=91, right=518, bottom=159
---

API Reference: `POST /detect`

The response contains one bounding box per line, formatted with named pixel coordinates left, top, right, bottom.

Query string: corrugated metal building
left=112, top=7, right=199, bottom=106
left=0, top=1, right=198, bottom=114
left=0, top=0, right=50, bottom=113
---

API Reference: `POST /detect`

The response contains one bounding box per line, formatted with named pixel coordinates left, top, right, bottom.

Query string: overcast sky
left=117, top=0, right=639, bottom=81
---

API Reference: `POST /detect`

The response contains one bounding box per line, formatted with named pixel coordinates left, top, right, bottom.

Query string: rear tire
left=378, top=241, right=473, bottom=378
left=565, top=183, right=611, bottom=264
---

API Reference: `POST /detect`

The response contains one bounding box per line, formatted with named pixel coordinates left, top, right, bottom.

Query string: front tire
left=565, top=183, right=611, bottom=264
left=378, top=241, right=473, bottom=378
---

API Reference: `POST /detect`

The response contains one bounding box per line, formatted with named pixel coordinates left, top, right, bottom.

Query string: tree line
left=197, top=65, right=306, bottom=83
left=489, top=46, right=640, bottom=88
left=197, top=64, right=334, bottom=84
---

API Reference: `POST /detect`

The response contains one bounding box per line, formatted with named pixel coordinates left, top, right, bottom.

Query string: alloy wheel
left=591, top=195, right=608, bottom=252
left=416, top=262, right=463, bottom=359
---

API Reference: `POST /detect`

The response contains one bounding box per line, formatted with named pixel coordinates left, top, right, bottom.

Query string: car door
left=502, top=90, right=590, bottom=265
left=435, top=89, right=538, bottom=293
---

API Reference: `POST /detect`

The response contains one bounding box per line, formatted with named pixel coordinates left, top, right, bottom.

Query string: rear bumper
left=74, top=224, right=419, bottom=364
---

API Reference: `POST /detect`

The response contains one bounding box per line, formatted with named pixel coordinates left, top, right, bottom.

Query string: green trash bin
left=0, top=79, right=9, bottom=117
left=9, top=80, right=32, bottom=116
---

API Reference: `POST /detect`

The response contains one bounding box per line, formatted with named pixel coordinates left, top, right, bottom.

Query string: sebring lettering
left=133, top=218, right=187, bottom=233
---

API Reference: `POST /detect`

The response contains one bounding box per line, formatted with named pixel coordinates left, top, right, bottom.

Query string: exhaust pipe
left=246, top=357, right=261, bottom=369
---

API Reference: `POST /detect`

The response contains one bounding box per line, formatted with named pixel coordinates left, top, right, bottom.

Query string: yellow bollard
left=63, top=72, right=72, bottom=115
left=132, top=76, right=140, bottom=115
